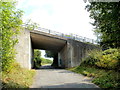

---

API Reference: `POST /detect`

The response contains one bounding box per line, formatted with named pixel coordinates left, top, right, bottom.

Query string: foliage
left=1, top=1, right=23, bottom=72
left=45, top=51, right=58, bottom=67
left=41, top=57, right=53, bottom=65
left=2, top=63, right=35, bottom=88
left=86, top=2, right=120, bottom=48
left=69, top=64, right=120, bottom=88
left=45, top=50, right=55, bottom=58
left=33, top=49, right=41, bottom=68
left=45, top=51, right=54, bottom=58
left=24, top=19, right=39, bottom=30
left=83, top=48, right=120, bottom=70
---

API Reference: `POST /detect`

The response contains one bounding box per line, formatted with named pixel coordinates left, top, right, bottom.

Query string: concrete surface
left=14, top=29, right=33, bottom=69
left=30, top=31, right=67, bottom=51
left=30, top=65, right=99, bottom=88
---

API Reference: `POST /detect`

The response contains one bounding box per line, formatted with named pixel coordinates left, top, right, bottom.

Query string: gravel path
left=30, top=65, right=99, bottom=88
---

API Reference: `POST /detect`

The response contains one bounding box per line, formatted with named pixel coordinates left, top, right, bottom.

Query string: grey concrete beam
left=30, top=31, right=67, bottom=52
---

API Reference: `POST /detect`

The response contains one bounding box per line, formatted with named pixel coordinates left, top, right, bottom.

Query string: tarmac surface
left=30, top=65, right=99, bottom=88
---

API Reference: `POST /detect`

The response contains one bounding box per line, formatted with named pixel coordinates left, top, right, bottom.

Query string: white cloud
left=17, top=0, right=96, bottom=39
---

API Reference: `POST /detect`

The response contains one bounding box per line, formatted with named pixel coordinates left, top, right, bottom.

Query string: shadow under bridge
left=30, top=30, right=67, bottom=68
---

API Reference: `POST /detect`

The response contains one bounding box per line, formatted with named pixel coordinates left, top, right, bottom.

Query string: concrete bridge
left=15, top=27, right=98, bottom=69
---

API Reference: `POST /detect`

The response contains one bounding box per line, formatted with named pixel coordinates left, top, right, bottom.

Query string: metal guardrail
left=22, top=24, right=96, bottom=44
left=34, top=27, right=96, bottom=44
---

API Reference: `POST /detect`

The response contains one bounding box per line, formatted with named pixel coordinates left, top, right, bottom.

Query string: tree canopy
left=86, top=2, right=120, bottom=48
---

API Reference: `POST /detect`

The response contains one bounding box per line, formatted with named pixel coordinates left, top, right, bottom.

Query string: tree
left=33, top=49, right=41, bottom=69
left=45, top=51, right=58, bottom=67
left=1, top=1, right=23, bottom=72
left=45, top=51, right=55, bottom=58
left=86, top=2, right=120, bottom=48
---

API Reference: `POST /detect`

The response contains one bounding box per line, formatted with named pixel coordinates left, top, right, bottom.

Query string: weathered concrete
left=30, top=31, right=66, bottom=51
left=15, top=29, right=99, bottom=69
left=15, top=29, right=33, bottom=69
left=58, top=39, right=98, bottom=68
left=67, top=39, right=98, bottom=67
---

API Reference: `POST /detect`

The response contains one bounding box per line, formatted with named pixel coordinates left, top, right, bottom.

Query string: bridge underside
left=30, top=32, right=66, bottom=52
left=30, top=31, right=67, bottom=68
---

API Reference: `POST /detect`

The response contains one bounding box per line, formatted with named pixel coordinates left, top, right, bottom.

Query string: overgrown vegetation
left=45, top=50, right=58, bottom=67
left=69, top=64, right=120, bottom=88
left=33, top=50, right=53, bottom=68
left=84, top=48, right=120, bottom=70
left=73, top=2, right=120, bottom=88
left=33, top=49, right=42, bottom=69
left=1, top=1, right=23, bottom=72
left=1, top=1, right=36, bottom=88
left=69, top=48, right=120, bottom=88
left=2, top=63, right=35, bottom=88
left=41, top=57, right=53, bottom=65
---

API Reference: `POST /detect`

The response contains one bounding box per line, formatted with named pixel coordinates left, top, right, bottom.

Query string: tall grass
left=1, top=63, right=35, bottom=88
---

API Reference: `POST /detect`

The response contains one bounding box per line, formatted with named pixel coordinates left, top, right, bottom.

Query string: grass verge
left=1, top=63, right=36, bottom=88
left=68, top=64, right=120, bottom=88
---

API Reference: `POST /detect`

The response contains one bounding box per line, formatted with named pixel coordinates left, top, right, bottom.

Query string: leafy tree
left=45, top=51, right=55, bottom=58
left=86, top=2, right=120, bottom=48
left=45, top=51, right=58, bottom=67
left=33, top=49, right=41, bottom=68
left=1, top=1, right=23, bottom=72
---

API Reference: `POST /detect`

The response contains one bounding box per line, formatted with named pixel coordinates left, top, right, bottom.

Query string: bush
left=41, top=57, right=53, bottom=65
left=1, top=1, right=23, bottom=72
left=83, top=49, right=102, bottom=65
left=83, top=48, right=120, bottom=70
left=33, top=49, right=41, bottom=69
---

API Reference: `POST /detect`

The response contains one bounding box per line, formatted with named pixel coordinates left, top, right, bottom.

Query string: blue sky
left=16, top=0, right=96, bottom=59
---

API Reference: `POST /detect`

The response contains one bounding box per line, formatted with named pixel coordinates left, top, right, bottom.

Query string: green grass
left=69, top=64, right=120, bottom=88
left=1, top=63, right=36, bottom=88
left=41, top=57, right=53, bottom=65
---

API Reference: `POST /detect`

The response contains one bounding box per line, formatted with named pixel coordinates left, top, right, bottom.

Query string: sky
left=16, top=0, right=96, bottom=59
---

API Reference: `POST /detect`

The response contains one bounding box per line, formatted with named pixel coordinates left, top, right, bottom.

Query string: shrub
left=83, top=48, right=120, bottom=70
left=83, top=49, right=102, bottom=65
left=1, top=1, right=23, bottom=72
left=33, top=49, right=41, bottom=69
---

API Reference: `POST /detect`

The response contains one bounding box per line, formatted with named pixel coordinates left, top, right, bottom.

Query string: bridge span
left=15, top=28, right=98, bottom=69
